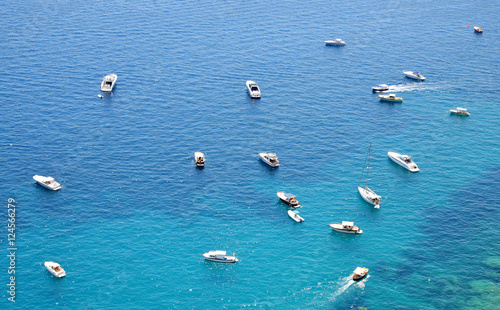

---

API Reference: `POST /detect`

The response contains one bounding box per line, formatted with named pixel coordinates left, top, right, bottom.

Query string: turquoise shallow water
left=1, top=0, right=499, bottom=309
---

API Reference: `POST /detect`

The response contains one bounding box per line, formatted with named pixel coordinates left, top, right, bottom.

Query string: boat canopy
left=210, top=250, right=226, bottom=256
left=284, top=193, right=296, bottom=199
left=354, top=267, right=366, bottom=274
left=342, top=221, right=354, bottom=227
left=457, top=108, right=467, bottom=112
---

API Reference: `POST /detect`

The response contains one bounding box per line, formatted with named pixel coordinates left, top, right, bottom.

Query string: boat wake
left=329, top=275, right=369, bottom=301
left=387, top=83, right=440, bottom=93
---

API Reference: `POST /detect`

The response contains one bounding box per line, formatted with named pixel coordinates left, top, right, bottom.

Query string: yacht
left=101, top=74, right=117, bottom=92
left=325, top=39, right=346, bottom=46
left=194, top=152, right=205, bottom=167
left=259, top=152, right=279, bottom=167
left=288, top=210, right=304, bottom=222
left=44, top=261, right=66, bottom=278
left=403, top=71, right=425, bottom=81
left=329, top=221, right=363, bottom=234
left=388, top=151, right=420, bottom=172
left=33, top=175, right=61, bottom=191
left=474, top=26, right=483, bottom=34
left=277, top=192, right=301, bottom=208
left=372, top=84, right=389, bottom=93
left=450, top=107, right=470, bottom=116
left=203, top=251, right=238, bottom=263
left=246, top=80, right=261, bottom=99
left=379, top=94, right=403, bottom=103
left=358, top=142, right=381, bottom=209
left=353, top=267, right=369, bottom=281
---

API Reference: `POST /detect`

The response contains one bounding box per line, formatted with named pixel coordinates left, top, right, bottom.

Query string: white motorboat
left=474, top=26, right=483, bottom=34
left=277, top=192, right=301, bottom=208
left=353, top=267, right=369, bottom=281
left=44, top=261, right=66, bottom=278
left=372, top=84, right=389, bottom=93
left=288, top=210, right=304, bottom=222
left=450, top=107, right=470, bottom=116
left=33, top=175, right=61, bottom=191
left=100, top=74, right=117, bottom=92
left=259, top=152, right=279, bottom=167
left=194, top=152, right=205, bottom=167
left=358, top=142, right=381, bottom=209
left=388, top=151, right=420, bottom=172
left=246, top=80, right=261, bottom=99
left=329, top=221, right=363, bottom=234
left=379, top=94, right=403, bottom=103
left=325, top=39, right=346, bottom=46
left=403, top=71, right=425, bottom=81
left=203, top=251, right=238, bottom=263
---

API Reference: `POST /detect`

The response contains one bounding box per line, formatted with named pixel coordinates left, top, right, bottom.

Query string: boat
left=33, top=175, right=61, bottom=191
left=44, top=261, right=66, bottom=278
left=403, top=71, right=425, bottom=81
left=372, top=84, right=389, bottom=93
left=474, top=26, right=483, bottom=34
left=329, top=221, right=363, bottom=234
left=288, top=210, right=304, bottom=222
left=194, top=152, right=205, bottom=167
left=450, top=107, right=470, bottom=116
left=277, top=192, right=301, bottom=208
left=358, top=142, right=381, bottom=209
left=388, top=151, right=420, bottom=172
left=100, top=74, right=117, bottom=92
left=379, top=94, right=403, bottom=103
left=203, top=251, right=238, bottom=263
left=259, top=152, right=279, bottom=167
left=325, top=39, right=346, bottom=46
left=246, top=80, right=261, bottom=99
left=353, top=267, right=369, bottom=281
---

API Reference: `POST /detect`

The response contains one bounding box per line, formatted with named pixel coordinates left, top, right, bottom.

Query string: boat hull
left=288, top=210, right=304, bottom=222
left=403, top=71, right=425, bottom=81
left=246, top=80, right=261, bottom=99
left=379, top=97, right=402, bottom=103
left=44, top=262, right=66, bottom=278
left=329, top=224, right=362, bottom=234
left=33, top=175, right=61, bottom=191
left=353, top=273, right=368, bottom=281
left=259, top=153, right=279, bottom=167
left=204, top=257, right=238, bottom=263
left=358, top=186, right=381, bottom=208
left=388, top=152, right=420, bottom=172
left=101, top=74, right=117, bottom=92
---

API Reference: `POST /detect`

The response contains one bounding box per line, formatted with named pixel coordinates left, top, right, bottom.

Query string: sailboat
left=358, top=142, right=381, bottom=209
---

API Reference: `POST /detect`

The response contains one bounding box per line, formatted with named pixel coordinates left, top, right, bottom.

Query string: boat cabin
left=342, top=221, right=355, bottom=230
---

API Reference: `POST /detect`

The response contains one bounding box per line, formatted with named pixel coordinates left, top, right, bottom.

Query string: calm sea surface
left=1, top=0, right=499, bottom=309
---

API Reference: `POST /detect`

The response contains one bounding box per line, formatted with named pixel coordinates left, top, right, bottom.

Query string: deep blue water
left=1, top=0, right=499, bottom=309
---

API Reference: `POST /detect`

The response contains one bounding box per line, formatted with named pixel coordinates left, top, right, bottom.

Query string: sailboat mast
left=365, top=141, right=372, bottom=188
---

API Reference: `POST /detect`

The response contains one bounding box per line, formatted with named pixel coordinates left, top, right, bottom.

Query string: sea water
left=0, top=0, right=499, bottom=309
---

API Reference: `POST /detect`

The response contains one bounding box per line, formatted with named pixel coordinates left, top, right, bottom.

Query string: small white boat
left=194, top=152, right=205, bottom=167
left=325, top=39, right=346, bottom=46
left=474, top=26, right=483, bottom=34
left=388, top=151, right=419, bottom=172
left=101, top=74, right=117, bottom=92
left=358, top=142, right=381, bottom=208
left=246, top=80, right=261, bottom=99
left=372, top=84, right=389, bottom=93
left=277, top=192, right=301, bottom=208
left=403, top=71, right=425, bottom=81
left=288, top=210, right=304, bottom=222
left=44, top=261, right=66, bottom=278
left=450, top=107, right=470, bottom=116
left=329, top=221, right=363, bottom=234
left=379, top=94, right=403, bottom=103
left=33, top=175, right=61, bottom=191
left=353, top=267, right=369, bottom=281
left=203, top=251, right=238, bottom=263
left=259, top=152, right=279, bottom=168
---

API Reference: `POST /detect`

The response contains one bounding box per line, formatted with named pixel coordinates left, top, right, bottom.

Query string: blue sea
left=1, top=0, right=499, bottom=309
